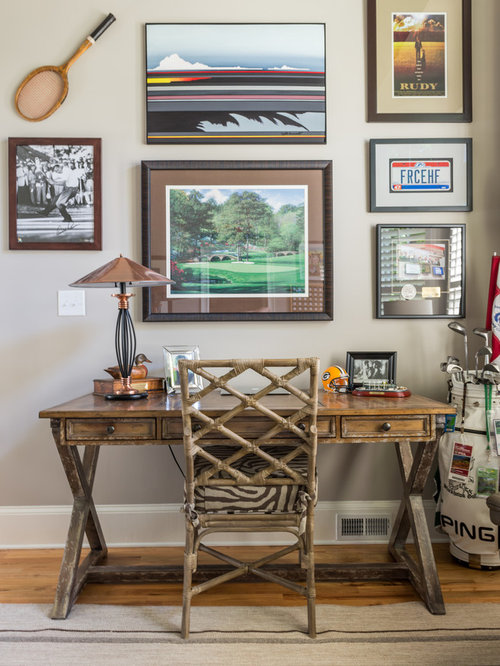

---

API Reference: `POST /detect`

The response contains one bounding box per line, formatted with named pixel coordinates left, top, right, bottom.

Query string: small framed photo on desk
left=163, top=345, right=202, bottom=392
left=346, top=351, right=397, bottom=388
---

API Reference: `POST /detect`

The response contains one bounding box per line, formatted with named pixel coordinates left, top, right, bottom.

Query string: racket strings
left=16, top=70, right=65, bottom=119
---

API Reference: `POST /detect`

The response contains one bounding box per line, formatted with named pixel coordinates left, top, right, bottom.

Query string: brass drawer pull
left=106, top=425, right=115, bottom=435
left=298, top=423, right=306, bottom=431
left=381, top=422, right=391, bottom=432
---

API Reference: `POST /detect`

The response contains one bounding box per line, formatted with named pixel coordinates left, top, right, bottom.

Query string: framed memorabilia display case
left=376, top=223, right=465, bottom=318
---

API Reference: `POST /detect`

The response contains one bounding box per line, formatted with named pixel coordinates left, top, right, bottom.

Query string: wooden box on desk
left=93, top=377, right=165, bottom=395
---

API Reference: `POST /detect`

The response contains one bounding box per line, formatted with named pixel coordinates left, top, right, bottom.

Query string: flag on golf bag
left=486, top=254, right=500, bottom=363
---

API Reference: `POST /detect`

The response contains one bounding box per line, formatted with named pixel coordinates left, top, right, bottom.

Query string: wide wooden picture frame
left=367, top=0, right=472, bottom=122
left=8, top=137, right=101, bottom=250
left=346, top=351, right=397, bottom=388
left=145, top=23, right=326, bottom=144
left=142, top=160, right=333, bottom=321
left=370, top=138, right=472, bottom=212
left=376, top=223, right=466, bottom=318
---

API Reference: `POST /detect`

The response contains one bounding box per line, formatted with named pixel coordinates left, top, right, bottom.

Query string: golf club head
left=478, top=345, right=492, bottom=367
left=480, top=370, right=499, bottom=385
left=473, top=327, right=491, bottom=345
left=482, top=362, right=500, bottom=378
left=446, top=363, right=463, bottom=383
left=448, top=321, right=468, bottom=371
left=448, top=321, right=467, bottom=335
left=474, top=346, right=491, bottom=378
left=441, top=356, right=460, bottom=372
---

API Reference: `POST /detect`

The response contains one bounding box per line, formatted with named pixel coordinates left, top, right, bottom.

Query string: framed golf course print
left=145, top=23, right=326, bottom=144
left=141, top=160, right=333, bottom=321
left=370, top=138, right=472, bottom=212
left=367, top=0, right=472, bottom=122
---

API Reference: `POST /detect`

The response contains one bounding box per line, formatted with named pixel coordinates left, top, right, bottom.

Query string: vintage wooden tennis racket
left=15, top=13, right=116, bottom=122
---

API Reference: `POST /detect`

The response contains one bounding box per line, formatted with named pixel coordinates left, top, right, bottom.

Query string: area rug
left=0, top=602, right=499, bottom=665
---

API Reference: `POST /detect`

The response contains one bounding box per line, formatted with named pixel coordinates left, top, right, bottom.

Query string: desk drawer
left=162, top=416, right=334, bottom=439
left=341, top=415, right=429, bottom=439
left=66, top=418, right=156, bottom=441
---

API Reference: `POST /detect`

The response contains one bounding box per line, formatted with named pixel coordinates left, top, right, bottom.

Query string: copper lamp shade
left=70, top=255, right=172, bottom=288
left=70, top=255, right=174, bottom=399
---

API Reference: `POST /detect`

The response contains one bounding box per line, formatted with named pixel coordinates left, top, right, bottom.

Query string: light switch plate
left=58, top=290, right=86, bottom=316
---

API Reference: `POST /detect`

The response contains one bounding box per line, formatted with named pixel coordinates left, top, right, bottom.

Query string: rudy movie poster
left=392, top=13, right=446, bottom=97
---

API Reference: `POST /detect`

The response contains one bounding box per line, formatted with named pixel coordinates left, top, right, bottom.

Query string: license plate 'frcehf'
left=390, top=159, right=452, bottom=192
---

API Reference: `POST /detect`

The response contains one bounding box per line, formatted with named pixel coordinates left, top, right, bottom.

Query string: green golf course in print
left=167, top=186, right=308, bottom=297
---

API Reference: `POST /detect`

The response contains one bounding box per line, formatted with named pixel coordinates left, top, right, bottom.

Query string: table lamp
left=70, top=255, right=173, bottom=399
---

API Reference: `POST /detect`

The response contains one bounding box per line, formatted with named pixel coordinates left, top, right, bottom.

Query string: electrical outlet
left=58, top=290, right=86, bottom=316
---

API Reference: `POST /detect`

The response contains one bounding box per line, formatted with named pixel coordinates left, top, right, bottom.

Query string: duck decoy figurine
left=104, top=353, right=152, bottom=380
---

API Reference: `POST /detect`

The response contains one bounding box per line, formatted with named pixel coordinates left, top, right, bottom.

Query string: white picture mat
left=373, top=140, right=468, bottom=208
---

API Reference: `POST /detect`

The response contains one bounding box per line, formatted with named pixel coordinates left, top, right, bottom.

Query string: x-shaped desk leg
left=50, top=419, right=108, bottom=619
left=389, top=434, right=445, bottom=615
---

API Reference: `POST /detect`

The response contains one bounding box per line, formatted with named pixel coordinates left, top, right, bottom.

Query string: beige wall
left=1, top=0, right=499, bottom=508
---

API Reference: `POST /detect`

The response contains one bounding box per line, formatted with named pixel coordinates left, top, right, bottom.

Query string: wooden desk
left=40, top=391, right=454, bottom=619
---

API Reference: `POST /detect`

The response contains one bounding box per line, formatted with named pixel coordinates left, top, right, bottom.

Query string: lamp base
left=104, top=392, right=148, bottom=400
left=106, top=377, right=147, bottom=400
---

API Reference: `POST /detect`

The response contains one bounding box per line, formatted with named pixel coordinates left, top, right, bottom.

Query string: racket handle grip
left=90, top=13, right=116, bottom=41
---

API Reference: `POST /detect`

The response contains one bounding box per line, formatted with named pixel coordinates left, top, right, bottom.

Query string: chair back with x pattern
left=179, top=358, right=319, bottom=503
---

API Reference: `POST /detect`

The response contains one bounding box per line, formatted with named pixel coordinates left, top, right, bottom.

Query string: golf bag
left=437, top=376, right=500, bottom=567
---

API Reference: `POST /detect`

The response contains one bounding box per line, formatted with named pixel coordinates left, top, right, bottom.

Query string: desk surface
left=39, top=390, right=455, bottom=419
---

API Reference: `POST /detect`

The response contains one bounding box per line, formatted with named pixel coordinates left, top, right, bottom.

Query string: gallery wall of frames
left=9, top=3, right=471, bottom=326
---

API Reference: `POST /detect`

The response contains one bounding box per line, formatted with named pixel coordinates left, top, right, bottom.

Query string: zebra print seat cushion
left=193, top=445, right=309, bottom=513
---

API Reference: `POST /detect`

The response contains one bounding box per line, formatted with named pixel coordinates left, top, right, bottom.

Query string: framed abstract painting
left=145, top=23, right=326, bottom=143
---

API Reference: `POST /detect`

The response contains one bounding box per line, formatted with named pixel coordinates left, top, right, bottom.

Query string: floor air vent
left=337, top=514, right=391, bottom=541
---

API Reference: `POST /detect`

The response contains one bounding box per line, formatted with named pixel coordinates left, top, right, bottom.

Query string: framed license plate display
left=142, top=160, right=333, bottom=321
left=370, top=138, right=472, bottom=212
left=376, top=223, right=465, bottom=318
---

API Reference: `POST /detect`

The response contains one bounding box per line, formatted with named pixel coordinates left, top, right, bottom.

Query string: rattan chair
left=178, top=358, right=319, bottom=639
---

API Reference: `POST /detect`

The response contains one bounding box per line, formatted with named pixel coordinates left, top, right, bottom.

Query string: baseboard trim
left=0, top=500, right=447, bottom=549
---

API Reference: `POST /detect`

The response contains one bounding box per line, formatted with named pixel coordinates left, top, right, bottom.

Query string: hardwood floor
left=0, top=543, right=498, bottom=607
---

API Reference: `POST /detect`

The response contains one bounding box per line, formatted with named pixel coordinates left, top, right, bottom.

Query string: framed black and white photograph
left=376, top=223, right=465, bottom=318
left=367, top=0, right=472, bottom=122
left=346, top=351, right=397, bottom=388
left=370, top=138, right=472, bottom=212
left=163, top=344, right=202, bottom=392
left=8, top=137, right=101, bottom=251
